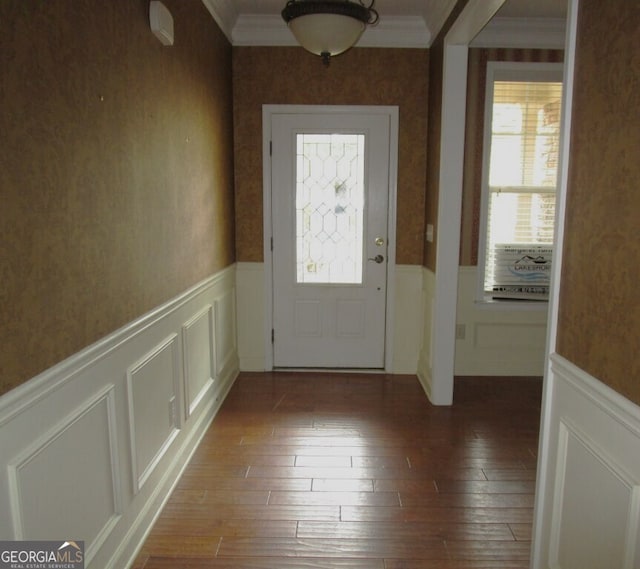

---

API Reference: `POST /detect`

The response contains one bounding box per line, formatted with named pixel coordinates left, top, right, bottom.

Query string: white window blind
left=483, top=80, right=563, bottom=300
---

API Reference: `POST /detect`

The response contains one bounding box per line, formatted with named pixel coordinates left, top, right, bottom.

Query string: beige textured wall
left=424, top=39, right=443, bottom=272
left=557, top=0, right=640, bottom=404
left=232, top=46, right=429, bottom=265
left=460, top=48, right=564, bottom=266
left=0, top=0, right=235, bottom=395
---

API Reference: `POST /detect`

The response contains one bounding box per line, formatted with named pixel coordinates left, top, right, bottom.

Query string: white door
left=269, top=109, right=396, bottom=368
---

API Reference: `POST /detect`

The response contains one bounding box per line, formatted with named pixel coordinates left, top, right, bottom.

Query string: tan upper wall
left=557, top=0, right=640, bottom=404
left=424, top=38, right=443, bottom=272
left=232, top=46, right=428, bottom=265
left=0, top=0, right=235, bottom=395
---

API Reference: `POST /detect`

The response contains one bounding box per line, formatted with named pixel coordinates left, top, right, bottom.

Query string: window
left=479, top=63, right=563, bottom=302
left=295, top=133, right=365, bottom=284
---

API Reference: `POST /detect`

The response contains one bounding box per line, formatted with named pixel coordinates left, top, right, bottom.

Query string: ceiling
left=232, top=0, right=567, bottom=20
left=496, top=0, right=567, bottom=19
left=205, top=0, right=567, bottom=49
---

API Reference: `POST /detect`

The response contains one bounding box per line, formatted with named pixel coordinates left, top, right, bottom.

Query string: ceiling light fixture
left=281, top=0, right=379, bottom=66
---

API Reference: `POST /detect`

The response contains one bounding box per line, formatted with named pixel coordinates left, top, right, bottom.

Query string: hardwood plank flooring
left=132, top=373, right=541, bottom=569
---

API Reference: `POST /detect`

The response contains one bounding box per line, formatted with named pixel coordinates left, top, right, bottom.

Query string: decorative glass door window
left=295, top=133, right=365, bottom=284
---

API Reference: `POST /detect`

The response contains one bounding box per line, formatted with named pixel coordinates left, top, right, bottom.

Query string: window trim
left=476, top=61, right=564, bottom=307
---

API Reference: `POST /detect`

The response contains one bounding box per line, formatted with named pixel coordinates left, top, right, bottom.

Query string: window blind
left=484, top=80, right=563, bottom=300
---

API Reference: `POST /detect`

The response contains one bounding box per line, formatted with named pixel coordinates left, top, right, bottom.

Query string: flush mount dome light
left=281, top=0, right=379, bottom=66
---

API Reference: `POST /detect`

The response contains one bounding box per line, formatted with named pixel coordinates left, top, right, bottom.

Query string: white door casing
left=531, top=0, right=578, bottom=566
left=428, top=0, right=506, bottom=405
left=262, top=105, right=399, bottom=370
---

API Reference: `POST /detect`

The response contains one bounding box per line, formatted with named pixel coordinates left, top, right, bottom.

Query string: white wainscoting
left=455, top=266, right=548, bottom=376
left=215, top=288, right=238, bottom=374
left=126, top=334, right=181, bottom=494
left=533, top=354, right=640, bottom=569
left=7, top=385, right=121, bottom=563
left=182, top=306, right=216, bottom=418
left=392, top=265, right=423, bottom=374
left=417, top=266, right=436, bottom=400
left=236, top=262, right=266, bottom=371
left=236, top=262, right=423, bottom=374
left=0, top=266, right=239, bottom=569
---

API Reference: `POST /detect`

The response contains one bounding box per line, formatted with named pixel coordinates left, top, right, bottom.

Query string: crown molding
left=359, top=16, right=431, bottom=48
left=201, top=0, right=237, bottom=43
left=232, top=14, right=430, bottom=49
left=471, top=17, right=566, bottom=49
left=201, top=1, right=563, bottom=51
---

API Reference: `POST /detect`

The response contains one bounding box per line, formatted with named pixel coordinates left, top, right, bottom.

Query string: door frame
left=262, top=104, right=399, bottom=372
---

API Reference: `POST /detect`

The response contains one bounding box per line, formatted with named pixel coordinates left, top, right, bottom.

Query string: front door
left=269, top=108, right=396, bottom=368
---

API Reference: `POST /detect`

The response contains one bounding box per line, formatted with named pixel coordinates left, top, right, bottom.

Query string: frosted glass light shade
left=282, top=1, right=378, bottom=64
left=288, top=13, right=366, bottom=57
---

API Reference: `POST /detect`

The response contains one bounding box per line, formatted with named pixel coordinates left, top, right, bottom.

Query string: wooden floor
left=133, top=372, right=542, bottom=569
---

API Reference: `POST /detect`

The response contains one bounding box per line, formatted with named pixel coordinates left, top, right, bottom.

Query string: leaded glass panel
left=295, top=134, right=365, bottom=284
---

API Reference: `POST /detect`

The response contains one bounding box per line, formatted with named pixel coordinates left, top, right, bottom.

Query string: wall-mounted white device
left=149, top=1, right=174, bottom=46
left=426, top=224, right=434, bottom=243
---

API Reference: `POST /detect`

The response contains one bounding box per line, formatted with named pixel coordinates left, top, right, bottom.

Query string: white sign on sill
left=490, top=244, right=552, bottom=300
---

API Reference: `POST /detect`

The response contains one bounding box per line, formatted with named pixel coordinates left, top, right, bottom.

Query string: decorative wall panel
left=534, top=355, right=640, bottom=569
left=550, top=422, right=640, bottom=568
left=182, top=306, right=215, bottom=417
left=126, top=335, right=180, bottom=493
left=474, top=322, right=545, bottom=349
left=8, top=387, right=120, bottom=564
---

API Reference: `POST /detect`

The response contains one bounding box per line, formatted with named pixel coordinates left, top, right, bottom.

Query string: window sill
left=474, top=297, right=549, bottom=312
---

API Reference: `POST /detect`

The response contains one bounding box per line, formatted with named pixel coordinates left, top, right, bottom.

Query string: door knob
left=368, top=254, right=385, bottom=264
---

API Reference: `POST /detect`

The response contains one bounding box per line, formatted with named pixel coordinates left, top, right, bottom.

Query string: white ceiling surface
left=204, top=0, right=567, bottom=49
